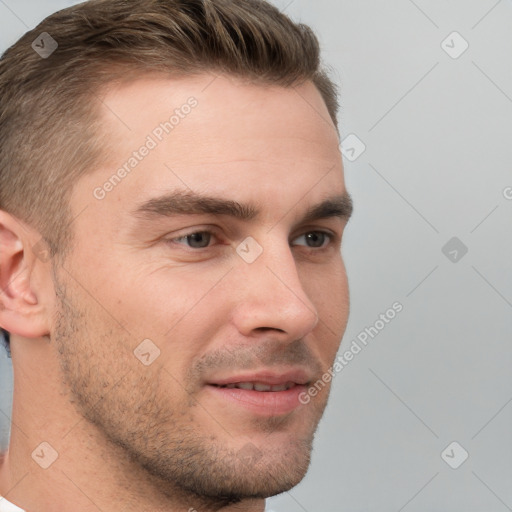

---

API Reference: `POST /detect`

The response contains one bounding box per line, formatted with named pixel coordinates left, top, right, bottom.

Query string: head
left=0, top=0, right=351, bottom=507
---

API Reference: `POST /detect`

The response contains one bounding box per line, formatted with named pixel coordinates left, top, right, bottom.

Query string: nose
left=231, top=240, right=319, bottom=341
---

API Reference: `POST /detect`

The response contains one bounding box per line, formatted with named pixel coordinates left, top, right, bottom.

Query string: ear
left=0, top=210, right=51, bottom=338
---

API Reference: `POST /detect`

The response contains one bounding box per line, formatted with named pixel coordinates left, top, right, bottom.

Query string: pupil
left=306, top=232, right=324, bottom=248
left=188, top=232, right=210, bottom=248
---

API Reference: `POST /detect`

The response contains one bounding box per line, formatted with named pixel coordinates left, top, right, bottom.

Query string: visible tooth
left=237, top=382, right=255, bottom=390
left=225, top=381, right=297, bottom=391
left=254, top=383, right=272, bottom=392
left=270, top=384, right=287, bottom=392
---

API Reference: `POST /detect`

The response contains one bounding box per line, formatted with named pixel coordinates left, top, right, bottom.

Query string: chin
left=134, top=430, right=315, bottom=504
left=188, top=436, right=314, bottom=501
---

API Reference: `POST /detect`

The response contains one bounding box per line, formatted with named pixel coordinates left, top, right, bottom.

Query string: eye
left=172, top=231, right=214, bottom=249
left=292, top=231, right=332, bottom=249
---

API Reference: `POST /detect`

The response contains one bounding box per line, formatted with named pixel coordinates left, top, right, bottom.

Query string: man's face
left=51, top=74, right=350, bottom=502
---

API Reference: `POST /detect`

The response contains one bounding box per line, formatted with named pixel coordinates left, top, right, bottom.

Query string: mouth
left=211, top=381, right=298, bottom=392
left=205, top=370, right=312, bottom=416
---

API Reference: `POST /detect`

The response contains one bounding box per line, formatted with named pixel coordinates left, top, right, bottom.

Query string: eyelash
left=167, top=229, right=336, bottom=251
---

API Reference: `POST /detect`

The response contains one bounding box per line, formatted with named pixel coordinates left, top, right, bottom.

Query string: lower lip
left=205, top=384, right=307, bottom=416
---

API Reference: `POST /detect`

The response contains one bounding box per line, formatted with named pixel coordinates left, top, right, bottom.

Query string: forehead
left=72, top=74, right=345, bottom=224
left=100, top=74, right=338, bottom=151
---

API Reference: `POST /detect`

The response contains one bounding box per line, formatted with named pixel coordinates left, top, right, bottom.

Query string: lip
left=204, top=369, right=312, bottom=417
left=206, top=369, right=312, bottom=387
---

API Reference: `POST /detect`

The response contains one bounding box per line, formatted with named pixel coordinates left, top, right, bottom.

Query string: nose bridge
left=232, top=236, right=319, bottom=337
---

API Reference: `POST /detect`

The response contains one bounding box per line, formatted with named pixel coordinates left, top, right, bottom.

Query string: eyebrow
left=132, top=190, right=353, bottom=224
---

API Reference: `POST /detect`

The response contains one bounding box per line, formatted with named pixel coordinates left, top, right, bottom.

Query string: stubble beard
left=51, top=271, right=327, bottom=508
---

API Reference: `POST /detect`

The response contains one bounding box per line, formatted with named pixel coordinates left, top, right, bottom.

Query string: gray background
left=1, top=1, right=511, bottom=511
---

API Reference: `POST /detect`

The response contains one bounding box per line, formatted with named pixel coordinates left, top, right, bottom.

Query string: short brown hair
left=0, top=0, right=339, bottom=259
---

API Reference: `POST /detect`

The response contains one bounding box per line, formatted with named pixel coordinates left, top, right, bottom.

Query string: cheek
left=95, top=262, right=230, bottom=342
left=303, top=260, right=349, bottom=330
left=305, top=262, right=349, bottom=368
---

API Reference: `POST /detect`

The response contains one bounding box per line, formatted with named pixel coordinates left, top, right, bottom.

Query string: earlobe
left=0, top=211, right=51, bottom=339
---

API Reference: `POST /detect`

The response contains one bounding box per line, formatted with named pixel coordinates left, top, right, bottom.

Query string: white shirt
left=0, top=497, right=24, bottom=512
left=0, top=497, right=274, bottom=511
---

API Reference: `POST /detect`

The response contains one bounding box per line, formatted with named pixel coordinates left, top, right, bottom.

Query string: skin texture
left=0, top=74, right=351, bottom=512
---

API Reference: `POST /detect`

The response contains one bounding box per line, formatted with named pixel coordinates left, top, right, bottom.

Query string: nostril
left=254, top=327, right=286, bottom=334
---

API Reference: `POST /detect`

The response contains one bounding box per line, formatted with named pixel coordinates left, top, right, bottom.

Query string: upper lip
left=206, top=368, right=312, bottom=387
